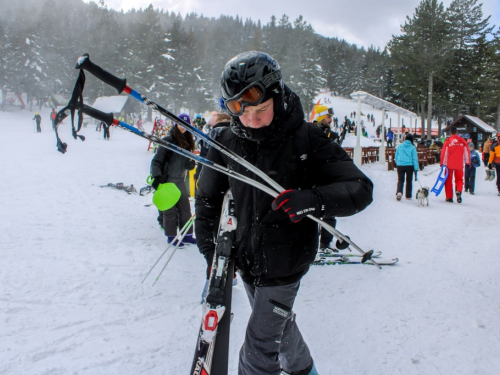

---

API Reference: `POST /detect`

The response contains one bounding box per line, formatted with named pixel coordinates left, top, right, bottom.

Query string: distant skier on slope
left=33, top=112, right=42, bottom=132
left=195, top=51, right=373, bottom=375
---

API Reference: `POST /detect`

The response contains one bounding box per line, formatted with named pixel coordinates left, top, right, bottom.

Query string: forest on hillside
left=1, top=0, right=499, bottom=134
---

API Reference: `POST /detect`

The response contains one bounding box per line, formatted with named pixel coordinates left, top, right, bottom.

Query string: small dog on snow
left=415, top=186, right=430, bottom=207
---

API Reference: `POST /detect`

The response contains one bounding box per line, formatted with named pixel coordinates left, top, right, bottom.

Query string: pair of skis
left=191, top=190, right=236, bottom=375
left=313, top=257, right=399, bottom=266
left=100, top=182, right=137, bottom=194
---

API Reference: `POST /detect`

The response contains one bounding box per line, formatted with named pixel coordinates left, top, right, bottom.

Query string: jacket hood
left=230, top=85, right=304, bottom=142
left=400, top=140, right=414, bottom=147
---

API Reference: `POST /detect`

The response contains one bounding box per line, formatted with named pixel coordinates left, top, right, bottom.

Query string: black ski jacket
left=195, top=88, right=373, bottom=286
left=150, top=129, right=196, bottom=181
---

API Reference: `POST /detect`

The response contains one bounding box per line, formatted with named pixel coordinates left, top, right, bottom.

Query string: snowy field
left=1, top=98, right=500, bottom=375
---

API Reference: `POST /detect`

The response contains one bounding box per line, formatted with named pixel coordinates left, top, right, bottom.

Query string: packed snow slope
left=1, top=97, right=500, bottom=375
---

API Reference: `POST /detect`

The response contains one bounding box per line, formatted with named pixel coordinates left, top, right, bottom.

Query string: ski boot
left=281, top=362, right=318, bottom=375
left=488, top=169, right=496, bottom=181
left=167, top=235, right=185, bottom=249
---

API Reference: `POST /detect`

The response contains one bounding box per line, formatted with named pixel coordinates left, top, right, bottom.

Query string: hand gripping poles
left=191, top=190, right=236, bottom=375
left=56, top=53, right=379, bottom=268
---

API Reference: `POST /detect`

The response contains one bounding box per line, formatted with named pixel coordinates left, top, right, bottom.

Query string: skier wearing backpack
left=195, top=51, right=373, bottom=375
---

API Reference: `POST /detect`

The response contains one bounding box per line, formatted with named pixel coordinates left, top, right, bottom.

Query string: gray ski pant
left=238, top=281, right=312, bottom=375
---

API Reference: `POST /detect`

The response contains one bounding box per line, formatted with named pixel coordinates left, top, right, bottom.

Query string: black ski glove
left=186, top=159, right=196, bottom=170
left=152, top=176, right=168, bottom=190
left=271, top=189, right=322, bottom=223
left=489, top=164, right=493, bottom=170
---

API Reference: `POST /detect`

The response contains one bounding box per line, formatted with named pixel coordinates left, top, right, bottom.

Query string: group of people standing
left=394, top=126, right=499, bottom=202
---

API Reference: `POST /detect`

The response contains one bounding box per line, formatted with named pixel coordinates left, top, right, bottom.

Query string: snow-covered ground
left=1, top=98, right=500, bottom=375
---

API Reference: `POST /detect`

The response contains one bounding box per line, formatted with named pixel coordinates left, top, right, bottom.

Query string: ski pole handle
left=75, top=53, right=127, bottom=94
left=81, top=104, right=114, bottom=126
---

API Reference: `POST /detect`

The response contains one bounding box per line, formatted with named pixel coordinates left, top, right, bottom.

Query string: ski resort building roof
left=444, top=115, right=497, bottom=134
left=92, top=95, right=135, bottom=114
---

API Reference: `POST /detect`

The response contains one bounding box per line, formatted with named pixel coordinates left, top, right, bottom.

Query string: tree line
left=0, top=0, right=498, bottom=135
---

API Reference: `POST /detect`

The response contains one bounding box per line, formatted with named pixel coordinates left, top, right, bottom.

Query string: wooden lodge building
left=443, top=115, right=497, bottom=148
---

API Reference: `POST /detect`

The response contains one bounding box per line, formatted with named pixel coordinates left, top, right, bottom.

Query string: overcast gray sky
left=93, top=0, right=500, bottom=49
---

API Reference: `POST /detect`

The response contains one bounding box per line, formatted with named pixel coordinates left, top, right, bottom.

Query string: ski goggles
left=315, top=107, right=334, bottom=118
left=224, top=70, right=282, bottom=116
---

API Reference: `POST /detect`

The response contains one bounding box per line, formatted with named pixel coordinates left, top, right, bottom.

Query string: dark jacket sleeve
left=307, top=125, right=373, bottom=218
left=150, top=139, right=171, bottom=178
left=194, top=133, right=230, bottom=257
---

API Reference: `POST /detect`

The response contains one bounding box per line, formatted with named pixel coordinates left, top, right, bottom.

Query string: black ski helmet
left=221, top=51, right=284, bottom=114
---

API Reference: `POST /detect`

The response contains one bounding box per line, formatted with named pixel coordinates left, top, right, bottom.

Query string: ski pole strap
left=54, top=69, right=87, bottom=153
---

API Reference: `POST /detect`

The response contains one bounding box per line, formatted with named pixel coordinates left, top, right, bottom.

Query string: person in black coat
left=195, top=51, right=373, bottom=375
left=151, top=113, right=196, bottom=245
left=311, top=104, right=339, bottom=249
left=101, top=121, right=110, bottom=140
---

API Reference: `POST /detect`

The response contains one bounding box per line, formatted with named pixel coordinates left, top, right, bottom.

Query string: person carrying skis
left=33, top=112, right=42, bottom=132
left=440, top=126, right=471, bottom=203
left=151, top=113, right=197, bottom=246
left=195, top=51, right=373, bottom=375
left=465, top=142, right=481, bottom=195
left=487, top=133, right=500, bottom=196
left=482, top=136, right=493, bottom=167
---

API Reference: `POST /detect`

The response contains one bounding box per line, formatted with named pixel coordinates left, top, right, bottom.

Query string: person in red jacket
left=440, top=126, right=471, bottom=203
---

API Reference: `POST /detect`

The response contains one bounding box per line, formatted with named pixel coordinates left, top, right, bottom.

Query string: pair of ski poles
left=57, top=53, right=379, bottom=268
left=142, top=214, right=195, bottom=286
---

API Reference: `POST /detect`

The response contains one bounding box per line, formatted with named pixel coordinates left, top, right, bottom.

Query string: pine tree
left=389, top=0, right=452, bottom=139
left=286, top=16, right=324, bottom=115
left=444, top=0, right=493, bottom=117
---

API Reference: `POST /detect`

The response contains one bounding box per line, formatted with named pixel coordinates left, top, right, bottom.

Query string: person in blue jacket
left=387, top=129, right=394, bottom=147
left=395, top=133, right=419, bottom=201
left=465, top=142, right=481, bottom=194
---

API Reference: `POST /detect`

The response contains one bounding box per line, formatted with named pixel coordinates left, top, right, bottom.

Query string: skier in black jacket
left=195, top=51, right=373, bottom=375
left=151, top=113, right=196, bottom=246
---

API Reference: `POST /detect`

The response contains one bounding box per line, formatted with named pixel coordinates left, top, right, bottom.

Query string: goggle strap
left=261, top=70, right=282, bottom=88
left=316, top=108, right=334, bottom=118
